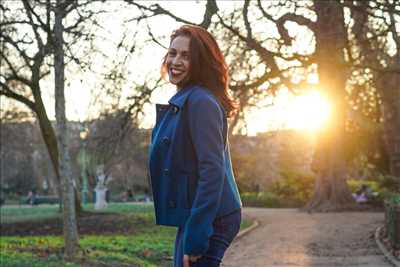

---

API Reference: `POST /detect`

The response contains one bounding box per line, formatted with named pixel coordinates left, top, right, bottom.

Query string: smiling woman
left=150, top=25, right=242, bottom=267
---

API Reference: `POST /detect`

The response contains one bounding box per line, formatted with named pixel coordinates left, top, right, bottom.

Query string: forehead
left=169, top=35, right=191, bottom=51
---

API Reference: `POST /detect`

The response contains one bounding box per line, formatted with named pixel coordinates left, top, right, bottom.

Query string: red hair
left=161, top=24, right=237, bottom=117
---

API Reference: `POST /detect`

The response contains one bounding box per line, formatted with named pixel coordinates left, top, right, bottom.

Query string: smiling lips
left=170, top=67, right=185, bottom=76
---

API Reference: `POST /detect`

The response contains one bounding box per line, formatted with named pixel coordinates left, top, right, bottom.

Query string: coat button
left=162, top=136, right=171, bottom=145
left=164, top=168, right=169, bottom=176
left=168, top=200, right=176, bottom=208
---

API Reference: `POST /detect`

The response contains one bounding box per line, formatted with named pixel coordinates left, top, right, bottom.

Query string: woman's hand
left=183, top=254, right=202, bottom=267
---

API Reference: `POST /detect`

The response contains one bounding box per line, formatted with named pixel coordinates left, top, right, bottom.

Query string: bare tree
left=54, top=0, right=79, bottom=257
left=349, top=0, right=400, bottom=178
left=0, top=0, right=109, bottom=214
left=1, top=1, right=62, bottom=196
left=1, top=0, right=106, bottom=258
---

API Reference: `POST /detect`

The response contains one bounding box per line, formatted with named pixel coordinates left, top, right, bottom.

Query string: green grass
left=240, top=217, right=253, bottom=230
left=0, top=205, right=61, bottom=224
left=1, top=203, right=252, bottom=267
left=1, top=229, right=176, bottom=267
left=0, top=203, right=154, bottom=224
left=0, top=252, right=82, bottom=267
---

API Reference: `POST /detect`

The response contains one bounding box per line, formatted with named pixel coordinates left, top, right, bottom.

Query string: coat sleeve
left=183, top=92, right=225, bottom=255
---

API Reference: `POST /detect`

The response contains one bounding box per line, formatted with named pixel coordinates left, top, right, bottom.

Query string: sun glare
left=244, top=89, right=332, bottom=136
left=286, top=90, right=332, bottom=131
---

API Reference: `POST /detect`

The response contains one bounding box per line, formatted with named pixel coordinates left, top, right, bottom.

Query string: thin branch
left=243, top=0, right=252, bottom=39
left=217, top=14, right=280, bottom=74
left=1, top=35, right=33, bottom=67
left=256, top=0, right=277, bottom=22
left=145, top=20, right=167, bottom=49
left=21, top=0, right=46, bottom=53
left=388, top=4, right=400, bottom=58
left=124, top=1, right=193, bottom=25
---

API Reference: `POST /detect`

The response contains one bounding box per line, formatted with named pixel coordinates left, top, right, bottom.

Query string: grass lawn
left=0, top=203, right=252, bottom=267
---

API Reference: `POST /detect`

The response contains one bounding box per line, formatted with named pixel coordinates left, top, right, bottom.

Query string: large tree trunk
left=54, top=0, right=79, bottom=258
left=305, top=0, right=355, bottom=212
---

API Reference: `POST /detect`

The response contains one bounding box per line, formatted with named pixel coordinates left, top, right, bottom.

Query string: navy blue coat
left=148, top=85, right=242, bottom=255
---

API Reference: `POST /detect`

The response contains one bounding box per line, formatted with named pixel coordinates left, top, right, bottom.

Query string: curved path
left=223, top=208, right=391, bottom=267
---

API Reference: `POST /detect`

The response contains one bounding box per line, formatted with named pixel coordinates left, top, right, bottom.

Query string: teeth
left=171, top=69, right=183, bottom=75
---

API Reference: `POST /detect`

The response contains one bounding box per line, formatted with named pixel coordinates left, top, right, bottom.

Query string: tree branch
left=276, top=13, right=316, bottom=45
left=243, top=0, right=252, bottom=39
left=124, top=0, right=218, bottom=29
left=1, top=34, right=33, bottom=67
left=217, top=14, right=280, bottom=74
left=199, top=0, right=218, bottom=29
left=0, top=82, right=36, bottom=111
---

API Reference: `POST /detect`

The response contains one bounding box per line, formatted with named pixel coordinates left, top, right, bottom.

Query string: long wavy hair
left=161, top=24, right=237, bottom=117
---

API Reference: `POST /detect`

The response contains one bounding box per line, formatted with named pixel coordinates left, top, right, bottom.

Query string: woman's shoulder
left=186, top=86, right=227, bottom=119
left=188, top=85, right=222, bottom=109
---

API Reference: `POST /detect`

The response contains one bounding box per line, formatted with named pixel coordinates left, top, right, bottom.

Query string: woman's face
left=166, top=35, right=191, bottom=87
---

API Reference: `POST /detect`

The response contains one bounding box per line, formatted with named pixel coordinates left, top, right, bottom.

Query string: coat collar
left=168, top=85, right=197, bottom=109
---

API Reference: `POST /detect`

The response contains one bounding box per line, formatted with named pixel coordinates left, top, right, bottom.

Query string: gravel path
left=222, top=208, right=391, bottom=267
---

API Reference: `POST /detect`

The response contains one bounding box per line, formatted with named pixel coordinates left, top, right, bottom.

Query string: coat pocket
left=171, top=174, right=190, bottom=209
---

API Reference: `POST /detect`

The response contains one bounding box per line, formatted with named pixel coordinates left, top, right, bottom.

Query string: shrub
left=240, top=192, right=281, bottom=207
left=269, top=170, right=315, bottom=205
left=378, top=175, right=400, bottom=195
left=347, top=179, right=380, bottom=193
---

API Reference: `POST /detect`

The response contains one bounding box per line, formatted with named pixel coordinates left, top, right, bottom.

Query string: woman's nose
left=172, top=55, right=183, bottom=66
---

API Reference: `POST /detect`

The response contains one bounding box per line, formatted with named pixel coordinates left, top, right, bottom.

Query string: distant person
left=126, top=189, right=133, bottom=201
left=27, top=189, right=37, bottom=205
left=148, top=25, right=242, bottom=267
left=143, top=188, right=151, bottom=203
left=121, top=189, right=133, bottom=202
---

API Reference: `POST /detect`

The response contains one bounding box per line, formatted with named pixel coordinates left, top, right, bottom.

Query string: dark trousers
left=173, top=209, right=241, bottom=267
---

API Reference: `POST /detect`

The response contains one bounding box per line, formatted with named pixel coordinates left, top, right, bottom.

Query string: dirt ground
left=223, top=208, right=392, bottom=267
left=1, top=212, right=145, bottom=236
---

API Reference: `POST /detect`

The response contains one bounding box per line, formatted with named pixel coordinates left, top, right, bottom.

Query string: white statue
left=94, top=165, right=110, bottom=210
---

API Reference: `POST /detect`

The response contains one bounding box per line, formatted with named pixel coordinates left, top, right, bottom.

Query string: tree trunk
left=305, top=0, right=355, bottom=212
left=31, top=89, right=62, bottom=202
left=54, top=0, right=79, bottom=258
left=32, top=82, right=83, bottom=215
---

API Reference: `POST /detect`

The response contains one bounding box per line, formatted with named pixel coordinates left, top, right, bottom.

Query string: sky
left=3, top=1, right=332, bottom=136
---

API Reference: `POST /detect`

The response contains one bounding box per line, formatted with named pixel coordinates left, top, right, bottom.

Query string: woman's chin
left=169, top=77, right=183, bottom=86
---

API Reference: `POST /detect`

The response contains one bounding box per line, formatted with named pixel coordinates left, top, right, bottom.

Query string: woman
left=148, top=24, right=242, bottom=267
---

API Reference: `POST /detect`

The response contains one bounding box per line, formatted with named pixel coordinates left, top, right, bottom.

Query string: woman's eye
left=168, top=51, right=176, bottom=57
